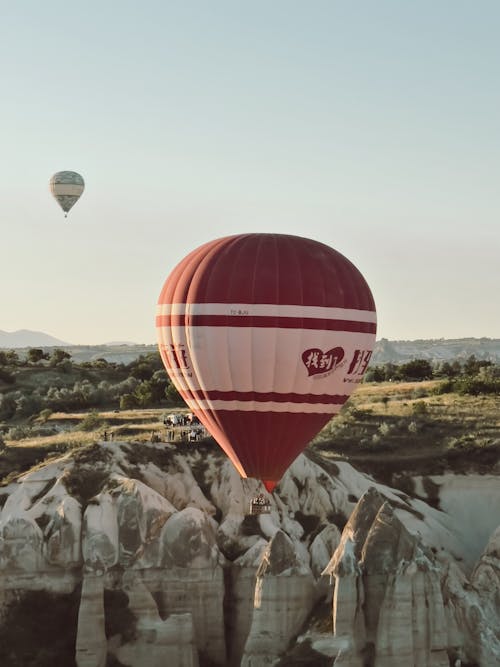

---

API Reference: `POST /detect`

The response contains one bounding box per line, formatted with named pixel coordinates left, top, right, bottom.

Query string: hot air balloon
left=49, top=171, right=85, bottom=217
left=156, top=233, right=377, bottom=494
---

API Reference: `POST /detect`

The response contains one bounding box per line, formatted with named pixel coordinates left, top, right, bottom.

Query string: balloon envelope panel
left=156, top=233, right=376, bottom=490
left=49, top=171, right=85, bottom=214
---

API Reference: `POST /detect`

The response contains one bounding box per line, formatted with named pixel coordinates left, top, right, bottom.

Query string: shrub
left=7, top=425, right=32, bottom=441
left=0, top=394, right=17, bottom=420
left=378, top=422, right=391, bottom=436
left=433, top=380, right=453, bottom=395
left=49, top=349, right=71, bottom=366
left=165, top=381, right=183, bottom=404
left=39, top=408, right=53, bottom=423
left=15, top=393, right=42, bottom=419
left=408, top=421, right=418, bottom=433
left=0, top=368, right=15, bottom=384
left=454, top=376, right=500, bottom=396
left=412, top=401, right=428, bottom=416
left=120, top=393, right=138, bottom=410
left=78, top=411, right=103, bottom=432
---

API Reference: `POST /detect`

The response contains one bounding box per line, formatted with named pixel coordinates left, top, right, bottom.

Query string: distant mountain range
left=371, top=337, right=500, bottom=364
left=1, top=330, right=499, bottom=364
left=0, top=329, right=71, bottom=348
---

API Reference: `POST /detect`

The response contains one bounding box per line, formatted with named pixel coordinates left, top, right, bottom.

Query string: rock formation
left=0, top=440, right=499, bottom=666
left=323, top=487, right=500, bottom=667
left=241, top=530, right=316, bottom=666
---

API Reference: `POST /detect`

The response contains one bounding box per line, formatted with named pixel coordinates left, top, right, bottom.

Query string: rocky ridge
left=0, top=439, right=499, bottom=666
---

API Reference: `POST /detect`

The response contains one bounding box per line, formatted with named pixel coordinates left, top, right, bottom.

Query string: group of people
left=162, top=412, right=205, bottom=443
left=100, top=411, right=205, bottom=445
left=163, top=412, right=200, bottom=428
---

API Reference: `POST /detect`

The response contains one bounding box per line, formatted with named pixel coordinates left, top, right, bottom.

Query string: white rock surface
left=0, top=440, right=499, bottom=666
left=241, top=530, right=316, bottom=666
left=324, top=487, right=500, bottom=667
left=113, top=572, right=199, bottom=667
left=76, top=573, right=107, bottom=667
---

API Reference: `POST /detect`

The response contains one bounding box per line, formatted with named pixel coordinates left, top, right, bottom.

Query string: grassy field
left=1, top=381, right=499, bottom=488
left=312, top=380, right=500, bottom=483
left=0, top=407, right=189, bottom=486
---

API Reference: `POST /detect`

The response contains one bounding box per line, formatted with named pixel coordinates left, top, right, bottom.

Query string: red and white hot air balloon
left=156, top=233, right=376, bottom=492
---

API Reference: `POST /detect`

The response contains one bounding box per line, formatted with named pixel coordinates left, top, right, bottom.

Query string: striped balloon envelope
left=156, top=233, right=377, bottom=492
left=49, top=171, right=85, bottom=217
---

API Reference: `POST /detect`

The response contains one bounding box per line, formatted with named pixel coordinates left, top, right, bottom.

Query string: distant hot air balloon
left=156, top=233, right=377, bottom=493
left=49, top=171, right=85, bottom=217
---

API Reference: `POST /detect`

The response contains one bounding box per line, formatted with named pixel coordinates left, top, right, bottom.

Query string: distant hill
left=0, top=329, right=71, bottom=349
left=2, top=332, right=499, bottom=364
left=64, top=344, right=157, bottom=365
left=372, top=338, right=500, bottom=364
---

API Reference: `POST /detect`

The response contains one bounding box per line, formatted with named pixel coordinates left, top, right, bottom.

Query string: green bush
left=378, top=422, right=391, bottom=436
left=433, top=380, right=453, bottom=395
left=120, top=393, right=138, bottom=410
left=78, top=411, right=104, bottom=432
left=434, top=375, right=499, bottom=396
left=7, top=425, right=32, bottom=441
left=39, top=408, right=53, bottom=423
left=0, top=394, right=17, bottom=420
left=454, top=376, right=500, bottom=396
left=0, top=368, right=15, bottom=384
left=412, top=401, right=428, bottom=416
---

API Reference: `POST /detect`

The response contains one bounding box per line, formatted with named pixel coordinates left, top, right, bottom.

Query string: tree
left=398, top=359, right=433, bottom=381
left=149, top=370, right=169, bottom=403
left=364, top=365, right=386, bottom=382
left=120, top=393, right=138, bottom=410
left=4, top=350, right=19, bottom=366
left=0, top=368, right=15, bottom=384
left=126, top=353, right=163, bottom=380
left=434, top=361, right=460, bottom=378
left=165, top=381, right=183, bottom=404
left=130, top=362, right=154, bottom=381
left=134, top=381, right=153, bottom=407
left=49, top=349, right=71, bottom=366
left=463, top=354, right=492, bottom=377
left=91, top=358, right=110, bottom=369
left=382, top=362, right=399, bottom=381
left=39, top=408, right=53, bottom=423
left=15, top=393, right=42, bottom=418
left=0, top=394, right=17, bottom=420
left=28, top=348, right=48, bottom=364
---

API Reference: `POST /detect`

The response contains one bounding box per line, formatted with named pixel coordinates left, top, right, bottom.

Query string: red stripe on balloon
left=186, top=389, right=349, bottom=405
left=197, top=409, right=334, bottom=484
left=156, top=314, right=376, bottom=333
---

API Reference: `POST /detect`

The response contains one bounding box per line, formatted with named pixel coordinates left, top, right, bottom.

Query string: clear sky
left=1, top=1, right=498, bottom=345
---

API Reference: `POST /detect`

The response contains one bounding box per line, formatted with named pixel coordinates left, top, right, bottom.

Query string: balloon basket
left=249, top=493, right=271, bottom=515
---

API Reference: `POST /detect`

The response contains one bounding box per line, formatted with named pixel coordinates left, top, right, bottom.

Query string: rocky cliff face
left=323, top=488, right=500, bottom=667
left=0, top=439, right=499, bottom=666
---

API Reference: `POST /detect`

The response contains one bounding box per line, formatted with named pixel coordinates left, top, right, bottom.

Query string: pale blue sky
left=1, top=1, right=498, bottom=344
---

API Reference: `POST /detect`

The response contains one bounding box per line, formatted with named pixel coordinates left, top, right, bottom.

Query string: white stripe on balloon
left=156, top=302, right=376, bottom=323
